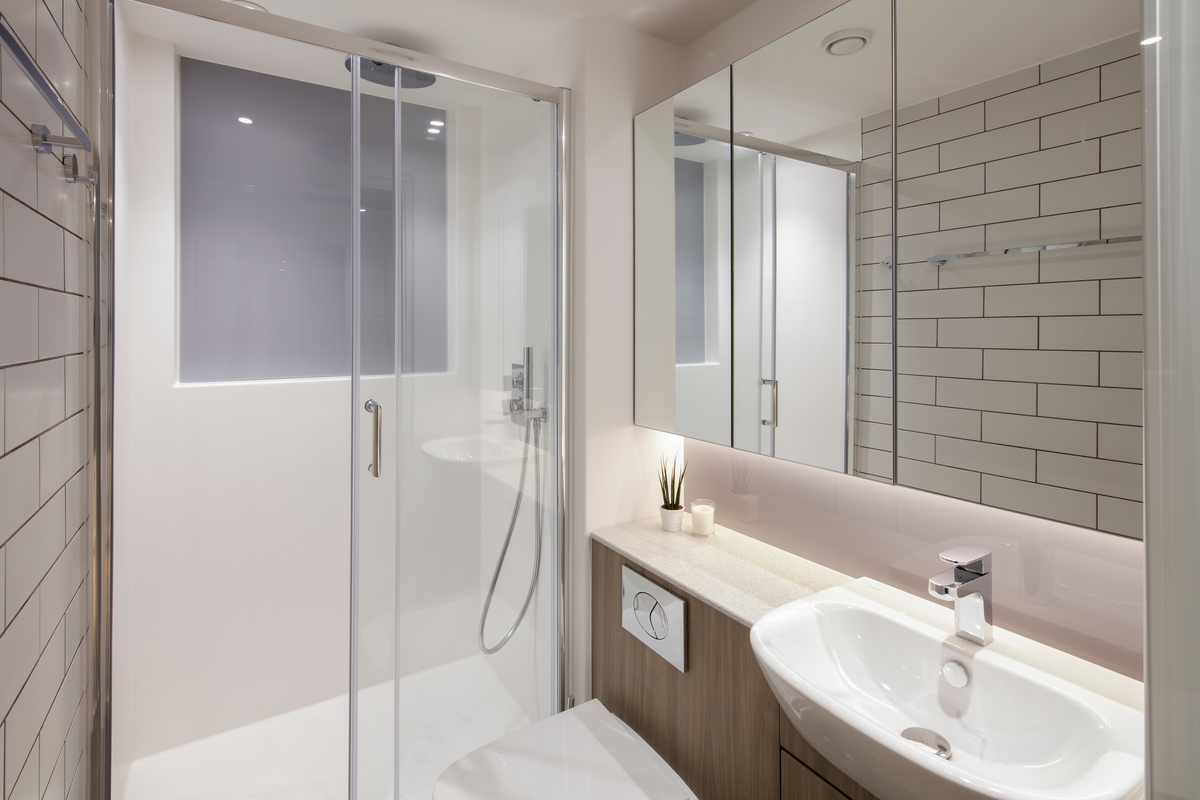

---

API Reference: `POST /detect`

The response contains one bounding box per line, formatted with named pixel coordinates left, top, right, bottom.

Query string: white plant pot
left=660, top=506, right=683, bottom=532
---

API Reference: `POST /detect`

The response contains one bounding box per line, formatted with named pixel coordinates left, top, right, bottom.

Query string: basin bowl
left=750, top=579, right=1143, bottom=800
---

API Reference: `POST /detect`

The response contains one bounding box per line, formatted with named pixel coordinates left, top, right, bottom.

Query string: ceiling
left=225, top=0, right=762, bottom=77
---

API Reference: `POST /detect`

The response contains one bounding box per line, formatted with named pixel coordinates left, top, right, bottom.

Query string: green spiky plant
left=659, top=454, right=688, bottom=510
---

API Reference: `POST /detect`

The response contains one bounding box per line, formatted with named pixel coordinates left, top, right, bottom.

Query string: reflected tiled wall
left=0, top=0, right=93, bottom=798
left=855, top=108, right=895, bottom=483
left=889, top=35, right=1144, bottom=536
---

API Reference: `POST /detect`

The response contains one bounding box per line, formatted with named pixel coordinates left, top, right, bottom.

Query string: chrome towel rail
left=0, top=18, right=92, bottom=152
left=927, top=235, right=1142, bottom=267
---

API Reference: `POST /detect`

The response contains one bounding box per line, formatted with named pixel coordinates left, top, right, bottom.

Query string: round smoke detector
left=821, top=28, right=872, bottom=56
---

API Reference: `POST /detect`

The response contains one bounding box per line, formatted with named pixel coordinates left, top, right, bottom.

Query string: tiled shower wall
left=855, top=34, right=1144, bottom=536
left=0, top=1, right=94, bottom=799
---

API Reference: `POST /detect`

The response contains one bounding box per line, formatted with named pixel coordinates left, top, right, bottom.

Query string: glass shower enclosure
left=111, top=3, right=565, bottom=799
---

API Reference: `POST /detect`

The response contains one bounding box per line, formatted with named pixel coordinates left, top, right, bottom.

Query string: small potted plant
left=658, top=453, right=688, bottom=532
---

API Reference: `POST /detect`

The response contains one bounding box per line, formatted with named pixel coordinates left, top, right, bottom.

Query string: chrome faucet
left=928, top=545, right=993, bottom=646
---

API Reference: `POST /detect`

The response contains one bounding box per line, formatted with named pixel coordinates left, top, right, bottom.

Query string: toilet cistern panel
left=622, top=566, right=687, bottom=672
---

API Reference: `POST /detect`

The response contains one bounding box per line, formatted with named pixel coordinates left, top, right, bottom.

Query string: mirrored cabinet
left=634, top=0, right=1145, bottom=538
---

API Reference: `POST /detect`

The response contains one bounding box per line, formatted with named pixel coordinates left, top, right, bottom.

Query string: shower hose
left=478, top=415, right=543, bottom=655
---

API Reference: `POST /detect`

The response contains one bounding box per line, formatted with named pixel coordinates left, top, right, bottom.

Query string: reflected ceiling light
left=737, top=131, right=753, bottom=136
left=427, top=128, right=440, bottom=134
left=237, top=117, right=253, bottom=124
left=228, top=0, right=268, bottom=11
left=430, top=120, right=445, bottom=127
left=821, top=28, right=872, bottom=56
left=426, top=136, right=436, bottom=140
left=1141, top=36, right=1162, bottom=45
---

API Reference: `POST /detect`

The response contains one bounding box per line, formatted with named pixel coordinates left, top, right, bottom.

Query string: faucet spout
left=928, top=546, right=993, bottom=646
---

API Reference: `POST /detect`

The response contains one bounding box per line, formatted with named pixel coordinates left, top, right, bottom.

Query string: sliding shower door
left=351, top=57, right=400, bottom=799
left=116, top=5, right=560, bottom=799
left=349, top=57, right=561, bottom=799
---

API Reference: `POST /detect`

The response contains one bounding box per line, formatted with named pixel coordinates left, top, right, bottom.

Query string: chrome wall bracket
left=30, top=123, right=90, bottom=154
left=64, top=152, right=98, bottom=185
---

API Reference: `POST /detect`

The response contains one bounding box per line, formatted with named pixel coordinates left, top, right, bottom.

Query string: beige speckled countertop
left=591, top=516, right=852, bottom=628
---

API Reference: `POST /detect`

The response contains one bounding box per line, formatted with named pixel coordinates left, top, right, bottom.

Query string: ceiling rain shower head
left=674, top=132, right=707, bottom=147
left=343, top=57, right=436, bottom=88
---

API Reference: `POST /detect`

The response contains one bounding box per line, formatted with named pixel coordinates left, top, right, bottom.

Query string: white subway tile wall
left=855, top=113, right=893, bottom=481
left=887, top=34, right=1144, bottom=536
left=0, top=1, right=93, bottom=799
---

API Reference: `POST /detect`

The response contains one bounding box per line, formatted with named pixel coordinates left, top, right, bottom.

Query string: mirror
left=634, top=67, right=732, bottom=446
left=730, top=0, right=891, bottom=473
left=893, top=0, right=1143, bottom=536
left=633, top=0, right=1145, bottom=538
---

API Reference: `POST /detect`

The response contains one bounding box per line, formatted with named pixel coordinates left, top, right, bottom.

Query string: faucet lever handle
left=938, top=545, right=991, bottom=574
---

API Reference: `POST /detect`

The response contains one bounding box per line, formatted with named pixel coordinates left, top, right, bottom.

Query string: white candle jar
left=690, top=499, right=716, bottom=537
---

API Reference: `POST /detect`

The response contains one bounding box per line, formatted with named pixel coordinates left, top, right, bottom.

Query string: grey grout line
left=0, top=275, right=87, bottom=299
left=896, top=82, right=1143, bottom=155
left=0, top=452, right=86, bottom=552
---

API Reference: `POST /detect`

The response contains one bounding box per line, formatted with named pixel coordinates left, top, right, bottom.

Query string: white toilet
left=433, top=699, right=699, bottom=800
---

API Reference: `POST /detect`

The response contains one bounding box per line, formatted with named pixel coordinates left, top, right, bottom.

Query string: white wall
left=113, top=27, right=352, bottom=777
left=0, top=0, right=94, bottom=798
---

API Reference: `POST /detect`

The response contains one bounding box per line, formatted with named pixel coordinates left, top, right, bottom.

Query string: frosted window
left=179, top=58, right=448, bottom=382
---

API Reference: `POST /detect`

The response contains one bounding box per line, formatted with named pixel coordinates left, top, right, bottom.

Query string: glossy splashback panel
left=684, top=438, right=1144, bottom=678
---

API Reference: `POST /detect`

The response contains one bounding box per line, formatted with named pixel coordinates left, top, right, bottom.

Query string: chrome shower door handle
left=365, top=399, right=381, bottom=477
left=762, top=379, right=778, bottom=427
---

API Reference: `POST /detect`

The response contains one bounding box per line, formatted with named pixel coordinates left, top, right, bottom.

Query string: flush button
left=633, top=591, right=669, bottom=639
left=622, top=565, right=686, bottom=672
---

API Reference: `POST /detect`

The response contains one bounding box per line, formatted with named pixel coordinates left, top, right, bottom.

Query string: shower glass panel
left=353, top=57, right=399, bottom=799
left=116, top=5, right=560, bottom=800
left=384, top=67, right=560, bottom=799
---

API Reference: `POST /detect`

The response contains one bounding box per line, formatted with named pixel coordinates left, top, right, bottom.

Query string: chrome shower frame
left=93, top=2, right=574, bottom=797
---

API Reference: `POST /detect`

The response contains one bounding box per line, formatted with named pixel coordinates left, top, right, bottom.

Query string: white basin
left=420, top=435, right=523, bottom=464
left=750, top=578, right=1143, bottom=800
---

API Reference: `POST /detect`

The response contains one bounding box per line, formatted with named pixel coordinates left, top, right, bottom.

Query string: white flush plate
left=621, top=565, right=686, bottom=672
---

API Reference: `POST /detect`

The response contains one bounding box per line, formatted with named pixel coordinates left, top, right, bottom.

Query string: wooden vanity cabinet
left=779, top=707, right=881, bottom=800
left=591, top=539, right=879, bottom=800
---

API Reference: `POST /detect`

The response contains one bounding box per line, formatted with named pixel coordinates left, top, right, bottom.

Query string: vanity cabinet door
left=780, top=709, right=880, bottom=800
left=782, top=751, right=847, bottom=800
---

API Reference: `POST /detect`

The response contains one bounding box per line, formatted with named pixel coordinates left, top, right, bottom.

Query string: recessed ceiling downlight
left=821, top=28, right=872, bottom=56
left=238, top=117, right=252, bottom=124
